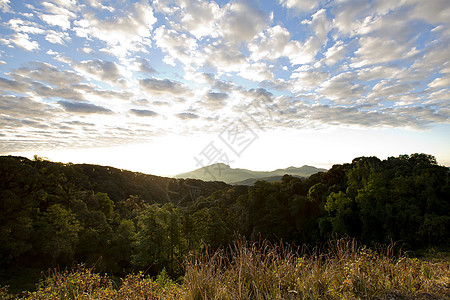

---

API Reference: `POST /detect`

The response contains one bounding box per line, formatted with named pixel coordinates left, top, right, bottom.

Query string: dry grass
left=184, top=237, right=450, bottom=299
left=3, top=238, right=449, bottom=299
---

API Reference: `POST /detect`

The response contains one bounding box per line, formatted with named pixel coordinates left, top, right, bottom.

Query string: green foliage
left=38, top=204, right=82, bottom=266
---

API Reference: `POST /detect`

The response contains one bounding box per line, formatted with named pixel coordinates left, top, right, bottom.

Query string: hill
left=175, top=163, right=327, bottom=184
left=233, top=175, right=304, bottom=185
left=0, top=155, right=229, bottom=207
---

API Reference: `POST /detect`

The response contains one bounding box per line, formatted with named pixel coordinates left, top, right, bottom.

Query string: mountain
left=174, top=163, right=327, bottom=184
left=233, top=175, right=303, bottom=186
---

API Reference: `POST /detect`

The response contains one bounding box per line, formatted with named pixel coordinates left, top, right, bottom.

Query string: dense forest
left=0, top=153, right=449, bottom=294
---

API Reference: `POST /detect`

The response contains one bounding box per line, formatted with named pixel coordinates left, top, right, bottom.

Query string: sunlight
left=13, top=134, right=213, bottom=177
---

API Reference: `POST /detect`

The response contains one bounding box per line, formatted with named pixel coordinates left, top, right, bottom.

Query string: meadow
left=3, top=237, right=448, bottom=299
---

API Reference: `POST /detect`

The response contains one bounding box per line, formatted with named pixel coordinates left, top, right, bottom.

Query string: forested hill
left=1, top=153, right=449, bottom=291
left=0, top=155, right=229, bottom=207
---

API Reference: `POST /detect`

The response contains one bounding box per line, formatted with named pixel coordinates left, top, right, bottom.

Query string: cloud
left=280, top=0, right=321, bottom=12
left=136, top=58, right=156, bottom=74
left=284, top=37, right=321, bottom=65
left=249, top=25, right=291, bottom=61
left=332, top=0, right=371, bottom=35
left=71, top=83, right=133, bottom=101
left=178, top=0, right=220, bottom=38
left=45, top=30, right=70, bottom=44
left=0, top=77, right=29, bottom=94
left=323, top=40, right=346, bottom=66
left=75, top=60, right=125, bottom=87
left=58, top=100, right=113, bottom=114
left=273, top=100, right=446, bottom=129
left=12, top=62, right=83, bottom=87
left=351, top=37, right=418, bottom=68
left=30, top=81, right=85, bottom=101
left=40, top=13, right=71, bottom=30
left=202, top=42, right=247, bottom=72
left=218, top=0, right=269, bottom=44
left=0, top=95, right=56, bottom=119
left=140, top=78, right=189, bottom=96
left=154, top=25, right=198, bottom=66
left=290, top=67, right=330, bottom=91
left=428, top=76, right=450, bottom=89
left=129, top=109, right=159, bottom=117
left=318, top=72, right=366, bottom=104
left=306, top=8, right=331, bottom=41
left=3, top=33, right=40, bottom=51
left=409, top=0, right=450, bottom=24
left=367, top=80, right=414, bottom=100
left=239, top=62, right=273, bottom=82
left=74, top=0, right=156, bottom=55
left=201, top=91, right=229, bottom=109
left=7, top=19, right=45, bottom=34
left=0, top=0, right=11, bottom=13
left=176, top=112, right=200, bottom=120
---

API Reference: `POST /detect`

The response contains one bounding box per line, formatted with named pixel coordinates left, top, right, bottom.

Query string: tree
left=38, top=204, right=81, bottom=266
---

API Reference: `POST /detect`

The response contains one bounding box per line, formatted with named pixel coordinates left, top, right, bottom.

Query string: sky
left=0, top=0, right=449, bottom=176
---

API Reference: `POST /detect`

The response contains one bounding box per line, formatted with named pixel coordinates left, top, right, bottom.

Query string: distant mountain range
left=174, top=163, right=327, bottom=184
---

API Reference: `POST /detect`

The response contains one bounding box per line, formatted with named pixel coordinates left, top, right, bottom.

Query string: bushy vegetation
left=1, top=237, right=448, bottom=299
left=0, top=153, right=449, bottom=296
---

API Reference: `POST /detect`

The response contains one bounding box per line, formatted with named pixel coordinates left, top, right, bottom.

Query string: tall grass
left=184, top=237, right=449, bottom=299
left=3, top=237, right=449, bottom=299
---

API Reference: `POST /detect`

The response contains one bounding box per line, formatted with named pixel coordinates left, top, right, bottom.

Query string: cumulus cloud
left=136, top=58, right=156, bottom=74
left=3, top=33, right=40, bottom=51
left=323, top=40, right=346, bottom=66
left=291, top=67, right=329, bottom=91
left=0, top=0, right=11, bottom=13
left=201, top=91, right=229, bottom=109
left=12, top=62, right=83, bottom=87
left=58, top=100, right=113, bottom=114
left=318, top=72, right=366, bottom=104
left=86, top=2, right=155, bottom=38
left=305, top=8, right=331, bottom=42
left=0, top=77, right=29, bottom=94
left=249, top=25, right=291, bottom=61
left=409, top=0, right=450, bottom=25
left=129, top=109, right=159, bottom=117
left=45, top=30, right=70, bottom=44
left=75, top=60, right=125, bottom=87
left=140, top=78, right=189, bottom=96
left=239, top=62, right=273, bottom=82
left=200, top=41, right=247, bottom=73
left=154, top=25, right=198, bottom=65
left=351, top=37, right=418, bottom=68
left=40, top=14, right=71, bottom=30
left=177, top=112, right=200, bottom=120
left=218, top=0, right=269, bottom=44
left=367, top=80, right=414, bottom=100
left=0, top=95, right=56, bottom=119
left=428, top=76, right=450, bottom=89
left=332, top=0, right=371, bottom=35
left=7, top=19, right=45, bottom=34
left=30, top=81, right=85, bottom=101
left=74, top=0, right=156, bottom=55
left=178, top=0, right=220, bottom=38
left=280, top=0, right=321, bottom=12
left=284, top=37, right=321, bottom=65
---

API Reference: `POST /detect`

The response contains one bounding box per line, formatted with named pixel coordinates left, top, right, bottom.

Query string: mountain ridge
left=175, top=163, right=327, bottom=184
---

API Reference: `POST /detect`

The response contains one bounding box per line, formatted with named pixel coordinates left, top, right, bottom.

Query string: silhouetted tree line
left=0, top=154, right=448, bottom=281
